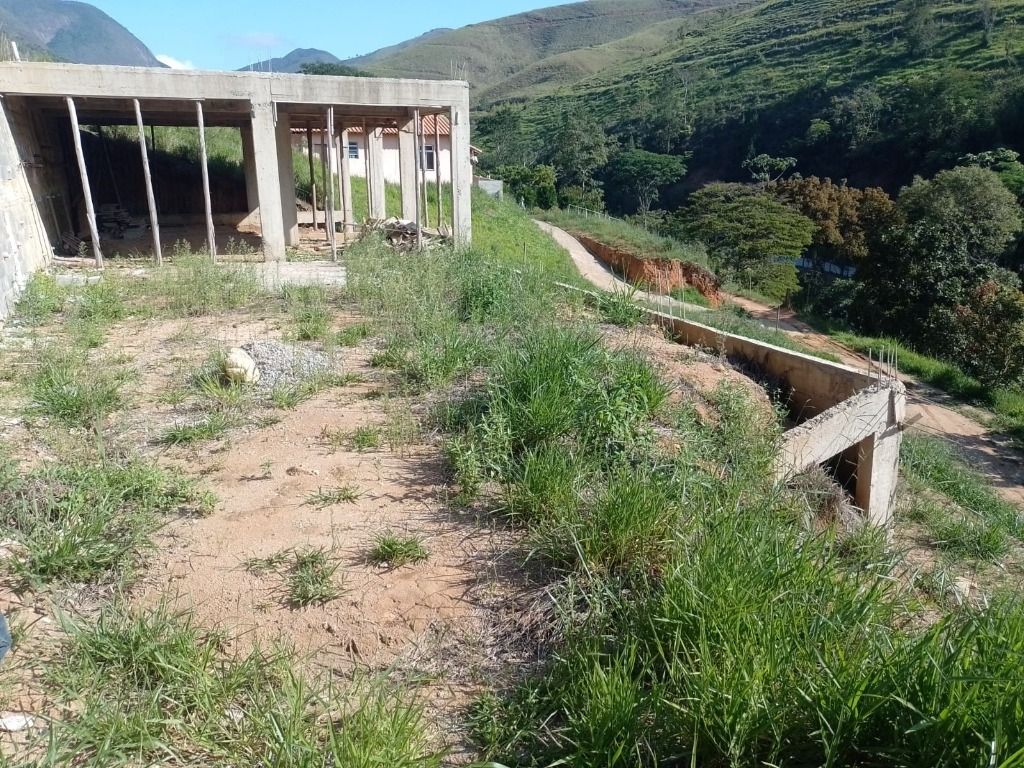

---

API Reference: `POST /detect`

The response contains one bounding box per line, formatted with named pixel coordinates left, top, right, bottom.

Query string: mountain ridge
left=0, top=0, right=162, bottom=66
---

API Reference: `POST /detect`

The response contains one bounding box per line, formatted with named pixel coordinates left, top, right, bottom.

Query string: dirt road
left=538, top=221, right=1024, bottom=506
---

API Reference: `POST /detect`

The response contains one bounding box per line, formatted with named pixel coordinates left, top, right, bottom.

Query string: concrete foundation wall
left=0, top=97, right=53, bottom=318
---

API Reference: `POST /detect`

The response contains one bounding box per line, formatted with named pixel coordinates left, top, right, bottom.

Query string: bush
left=492, top=164, right=558, bottom=209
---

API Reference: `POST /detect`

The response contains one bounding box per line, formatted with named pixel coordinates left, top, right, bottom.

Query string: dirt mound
left=574, top=233, right=722, bottom=306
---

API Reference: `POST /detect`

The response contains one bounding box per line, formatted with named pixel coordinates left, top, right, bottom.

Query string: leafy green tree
left=477, top=106, right=537, bottom=168
left=743, top=154, right=797, bottom=188
left=829, top=85, right=886, bottom=151
left=960, top=148, right=1024, bottom=201
left=606, top=149, right=686, bottom=214
left=492, top=165, right=557, bottom=209
left=676, top=183, right=815, bottom=301
left=643, top=72, right=693, bottom=153
left=901, top=0, right=939, bottom=56
left=299, top=62, right=369, bottom=77
left=953, top=279, right=1024, bottom=385
left=859, top=166, right=1022, bottom=340
left=546, top=107, right=613, bottom=194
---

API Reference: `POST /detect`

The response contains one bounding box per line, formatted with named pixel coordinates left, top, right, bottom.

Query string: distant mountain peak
left=0, top=0, right=164, bottom=67
left=239, top=48, right=341, bottom=74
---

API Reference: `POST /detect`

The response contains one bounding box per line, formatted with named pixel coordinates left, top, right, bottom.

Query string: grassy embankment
left=348, top=192, right=1024, bottom=766
left=4, top=191, right=1023, bottom=765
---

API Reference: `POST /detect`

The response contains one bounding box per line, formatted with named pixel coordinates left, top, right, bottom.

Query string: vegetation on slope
left=0, top=0, right=163, bottom=66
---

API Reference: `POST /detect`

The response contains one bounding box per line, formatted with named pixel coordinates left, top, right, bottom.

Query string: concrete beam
left=274, top=111, right=299, bottom=247
left=250, top=103, right=285, bottom=261
left=367, top=126, right=386, bottom=220
left=0, top=62, right=469, bottom=109
left=398, top=112, right=417, bottom=221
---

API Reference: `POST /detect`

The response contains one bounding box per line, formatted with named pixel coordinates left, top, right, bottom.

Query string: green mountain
left=344, top=0, right=741, bottom=94
left=481, top=0, right=1024, bottom=198
left=239, top=48, right=342, bottom=74
left=0, top=0, right=163, bottom=66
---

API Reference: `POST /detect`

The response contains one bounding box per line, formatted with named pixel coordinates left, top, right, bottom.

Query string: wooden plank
left=133, top=99, right=162, bottom=265
left=306, top=122, right=319, bottom=230
left=195, top=101, right=217, bottom=260
left=334, top=125, right=347, bottom=247
left=65, top=97, right=103, bottom=267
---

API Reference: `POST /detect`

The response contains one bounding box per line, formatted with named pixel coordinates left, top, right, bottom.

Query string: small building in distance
left=292, top=113, right=481, bottom=185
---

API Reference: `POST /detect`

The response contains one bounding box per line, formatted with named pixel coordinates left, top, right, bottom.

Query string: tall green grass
left=345, top=194, right=1024, bottom=768
left=39, top=603, right=440, bottom=767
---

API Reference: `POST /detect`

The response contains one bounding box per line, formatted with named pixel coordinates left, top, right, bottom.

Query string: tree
left=676, top=183, right=816, bottom=301
left=859, top=166, right=1022, bottom=339
left=299, top=62, right=369, bottom=77
left=953, top=279, right=1024, bottom=385
left=960, top=148, right=1024, bottom=201
left=546, top=107, right=613, bottom=193
left=775, top=177, right=898, bottom=270
left=606, top=149, right=686, bottom=215
left=901, top=0, right=939, bottom=56
left=979, top=0, right=998, bottom=46
left=643, top=71, right=694, bottom=154
left=477, top=106, right=537, bottom=168
left=743, top=154, right=797, bottom=188
left=492, top=165, right=557, bottom=209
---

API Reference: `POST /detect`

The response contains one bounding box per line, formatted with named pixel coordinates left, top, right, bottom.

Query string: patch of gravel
left=241, top=341, right=334, bottom=391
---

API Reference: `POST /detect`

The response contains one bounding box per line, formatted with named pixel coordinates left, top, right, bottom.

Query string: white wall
left=293, top=132, right=454, bottom=185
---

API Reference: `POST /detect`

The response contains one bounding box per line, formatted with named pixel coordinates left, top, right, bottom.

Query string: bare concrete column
left=240, top=124, right=259, bottom=224
left=275, top=111, right=299, bottom=248
left=339, top=128, right=354, bottom=233
left=367, top=125, right=386, bottom=220
left=398, top=112, right=417, bottom=221
left=854, top=387, right=906, bottom=529
left=449, top=100, right=473, bottom=248
left=249, top=102, right=286, bottom=262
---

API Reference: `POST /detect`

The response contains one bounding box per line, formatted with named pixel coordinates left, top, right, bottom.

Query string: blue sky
left=88, top=0, right=576, bottom=71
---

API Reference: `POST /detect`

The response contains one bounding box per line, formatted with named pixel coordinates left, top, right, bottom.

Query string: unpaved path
left=538, top=221, right=1024, bottom=506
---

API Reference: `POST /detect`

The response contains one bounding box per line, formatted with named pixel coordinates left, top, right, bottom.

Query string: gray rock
left=241, top=341, right=333, bottom=391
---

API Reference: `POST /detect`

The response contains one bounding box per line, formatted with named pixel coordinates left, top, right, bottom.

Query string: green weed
left=159, top=412, right=234, bottom=445
left=27, top=348, right=127, bottom=428
left=307, top=484, right=361, bottom=507
left=287, top=548, right=343, bottom=607
left=368, top=533, right=429, bottom=567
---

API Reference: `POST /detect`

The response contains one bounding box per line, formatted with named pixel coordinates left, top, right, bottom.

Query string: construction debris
left=362, top=218, right=451, bottom=252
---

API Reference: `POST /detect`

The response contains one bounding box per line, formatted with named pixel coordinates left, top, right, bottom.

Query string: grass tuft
left=287, top=547, right=343, bottom=607
left=307, top=484, right=361, bottom=507
left=368, top=533, right=429, bottom=567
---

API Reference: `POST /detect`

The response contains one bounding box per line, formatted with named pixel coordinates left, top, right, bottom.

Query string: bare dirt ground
left=540, top=221, right=1024, bottom=507
left=0, top=306, right=520, bottom=758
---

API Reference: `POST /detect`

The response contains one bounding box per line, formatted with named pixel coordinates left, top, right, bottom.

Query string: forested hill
left=0, top=0, right=163, bottom=66
left=344, top=0, right=741, bottom=93
left=478, top=0, right=1024, bottom=197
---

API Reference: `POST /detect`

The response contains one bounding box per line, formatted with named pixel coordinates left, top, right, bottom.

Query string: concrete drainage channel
left=564, top=283, right=907, bottom=531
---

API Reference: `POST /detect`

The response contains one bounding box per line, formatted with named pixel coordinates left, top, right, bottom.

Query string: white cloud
left=156, top=54, right=195, bottom=70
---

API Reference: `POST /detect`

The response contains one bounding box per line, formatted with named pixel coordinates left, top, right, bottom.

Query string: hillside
left=0, top=0, right=162, bottom=66
left=239, top=48, right=341, bottom=74
left=485, top=0, right=1024, bottom=194
left=344, top=0, right=741, bottom=93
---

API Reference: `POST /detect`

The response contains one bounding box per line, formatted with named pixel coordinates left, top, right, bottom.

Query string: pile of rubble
left=362, top=218, right=451, bottom=252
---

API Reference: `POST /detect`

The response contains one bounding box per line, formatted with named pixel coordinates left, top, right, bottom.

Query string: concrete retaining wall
left=0, top=97, right=52, bottom=319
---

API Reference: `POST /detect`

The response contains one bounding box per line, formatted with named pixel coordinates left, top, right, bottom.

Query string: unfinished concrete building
left=0, top=62, right=473, bottom=315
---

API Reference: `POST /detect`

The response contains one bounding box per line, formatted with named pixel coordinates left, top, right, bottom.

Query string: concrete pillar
left=275, top=111, right=298, bottom=248
left=398, top=113, right=417, bottom=221
left=450, top=101, right=473, bottom=248
left=249, top=102, right=286, bottom=262
left=340, top=128, right=354, bottom=233
left=854, top=388, right=906, bottom=529
left=240, top=124, right=259, bottom=223
left=367, top=125, right=386, bottom=220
